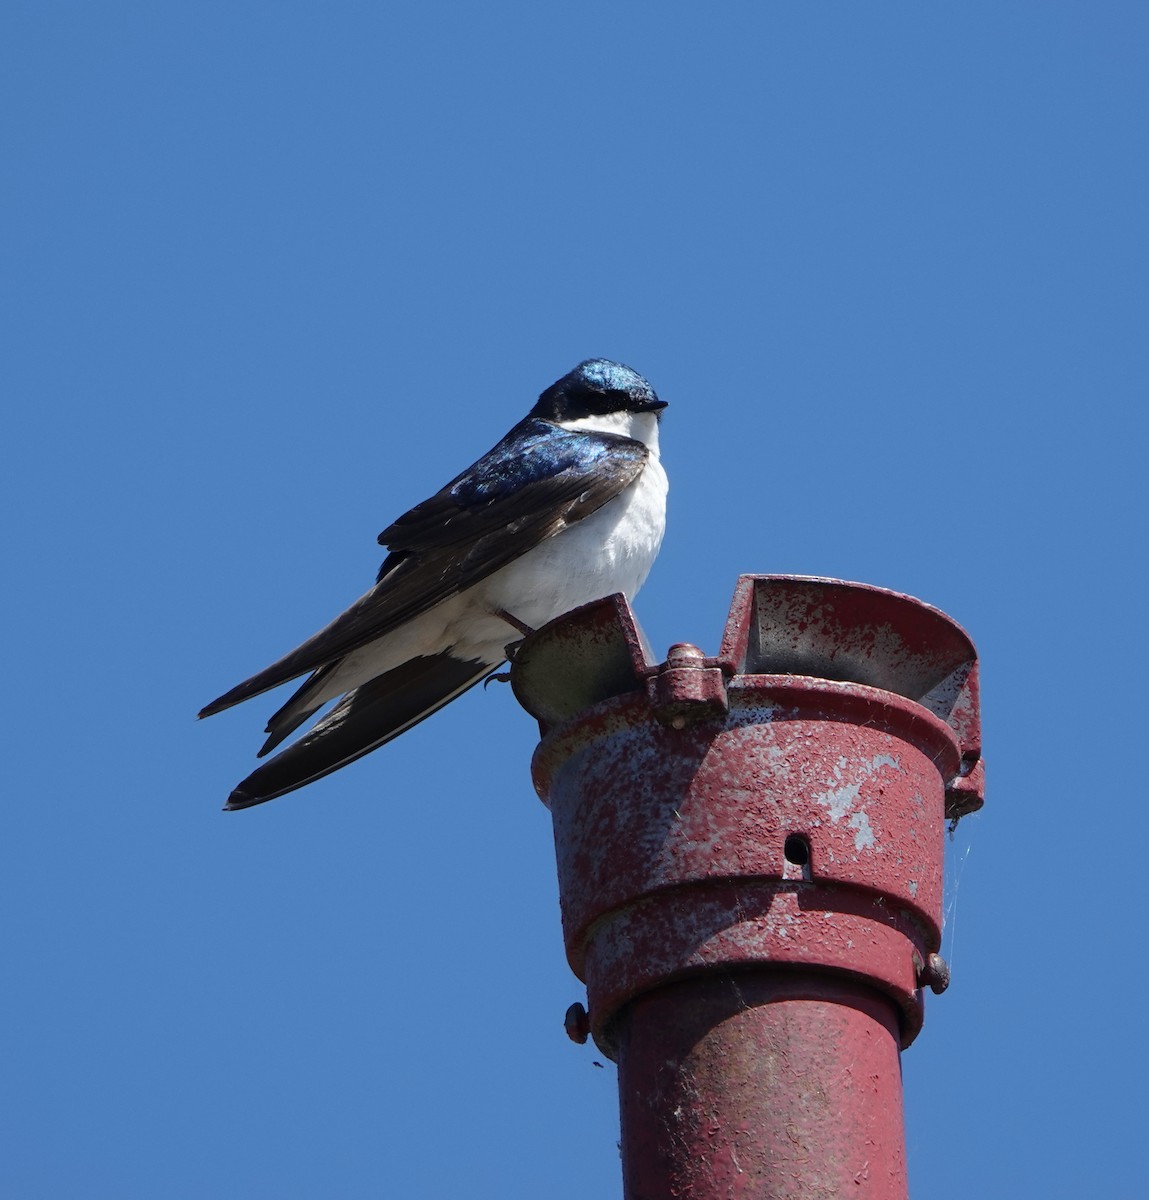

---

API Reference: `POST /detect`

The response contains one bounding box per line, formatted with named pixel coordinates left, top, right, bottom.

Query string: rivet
left=564, top=1001, right=590, bottom=1044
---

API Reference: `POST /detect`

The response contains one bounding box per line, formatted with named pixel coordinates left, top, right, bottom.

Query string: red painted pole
left=511, top=576, right=983, bottom=1200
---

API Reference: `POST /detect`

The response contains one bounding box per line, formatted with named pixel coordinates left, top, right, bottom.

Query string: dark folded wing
left=199, top=418, right=647, bottom=717
left=224, top=652, right=493, bottom=809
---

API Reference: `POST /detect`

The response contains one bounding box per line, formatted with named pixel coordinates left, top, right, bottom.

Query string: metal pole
left=512, top=576, right=983, bottom=1200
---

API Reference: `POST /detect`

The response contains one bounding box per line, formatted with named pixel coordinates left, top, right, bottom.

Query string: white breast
left=463, top=411, right=668, bottom=650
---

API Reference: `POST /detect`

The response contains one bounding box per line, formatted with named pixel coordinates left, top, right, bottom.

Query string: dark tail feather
left=259, top=703, right=323, bottom=757
left=198, top=630, right=348, bottom=719
left=224, top=653, right=493, bottom=810
left=257, top=662, right=340, bottom=757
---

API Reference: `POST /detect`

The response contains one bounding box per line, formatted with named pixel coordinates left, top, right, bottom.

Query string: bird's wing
left=223, top=652, right=494, bottom=809
left=199, top=419, right=648, bottom=717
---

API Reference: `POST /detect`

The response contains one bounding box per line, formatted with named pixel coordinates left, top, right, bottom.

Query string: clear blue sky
left=5, top=3, right=1145, bottom=1196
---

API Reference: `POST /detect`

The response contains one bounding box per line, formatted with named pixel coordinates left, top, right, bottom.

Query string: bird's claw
left=483, top=669, right=512, bottom=688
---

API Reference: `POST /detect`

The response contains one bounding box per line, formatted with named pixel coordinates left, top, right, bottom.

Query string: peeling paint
left=522, top=576, right=977, bottom=1076
left=848, top=810, right=875, bottom=851
left=820, top=781, right=862, bottom=821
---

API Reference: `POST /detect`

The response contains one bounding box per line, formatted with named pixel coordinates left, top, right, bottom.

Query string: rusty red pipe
left=511, top=576, right=983, bottom=1199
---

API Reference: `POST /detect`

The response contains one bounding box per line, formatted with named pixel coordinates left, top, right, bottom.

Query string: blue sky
left=4, top=3, right=1146, bottom=1196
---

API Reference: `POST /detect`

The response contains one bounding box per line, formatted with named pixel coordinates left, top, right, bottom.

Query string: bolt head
left=925, top=952, right=951, bottom=994
left=564, top=1002, right=590, bottom=1044
left=665, top=642, right=704, bottom=665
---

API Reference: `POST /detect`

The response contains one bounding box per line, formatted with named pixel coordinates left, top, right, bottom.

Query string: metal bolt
left=564, top=1001, right=590, bottom=1044
left=917, top=952, right=951, bottom=994
left=665, top=642, right=705, bottom=666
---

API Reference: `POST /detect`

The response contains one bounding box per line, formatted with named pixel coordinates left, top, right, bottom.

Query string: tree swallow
left=200, top=359, right=668, bottom=810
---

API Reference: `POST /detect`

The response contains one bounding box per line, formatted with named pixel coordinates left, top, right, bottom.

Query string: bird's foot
left=482, top=669, right=512, bottom=689
left=504, top=637, right=528, bottom=663
left=493, top=608, right=536, bottom=638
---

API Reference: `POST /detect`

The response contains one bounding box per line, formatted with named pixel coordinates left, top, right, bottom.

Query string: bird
left=199, top=358, right=668, bottom=810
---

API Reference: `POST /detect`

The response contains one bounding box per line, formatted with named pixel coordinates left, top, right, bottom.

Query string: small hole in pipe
left=784, top=834, right=810, bottom=867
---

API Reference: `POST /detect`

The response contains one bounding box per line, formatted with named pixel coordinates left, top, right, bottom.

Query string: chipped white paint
left=813, top=751, right=901, bottom=852
left=848, top=810, right=875, bottom=851
left=822, top=781, right=863, bottom=821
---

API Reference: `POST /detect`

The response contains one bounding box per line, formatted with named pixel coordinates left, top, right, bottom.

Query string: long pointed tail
left=224, top=653, right=494, bottom=810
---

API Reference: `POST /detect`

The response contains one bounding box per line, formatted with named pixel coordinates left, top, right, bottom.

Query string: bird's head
left=531, top=359, right=666, bottom=424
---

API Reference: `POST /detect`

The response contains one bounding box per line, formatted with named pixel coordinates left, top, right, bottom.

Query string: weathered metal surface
left=512, top=576, right=983, bottom=1200
left=533, top=676, right=955, bottom=1050
left=646, top=641, right=729, bottom=727
left=720, top=576, right=983, bottom=819
left=617, top=975, right=907, bottom=1200
left=509, top=592, right=653, bottom=729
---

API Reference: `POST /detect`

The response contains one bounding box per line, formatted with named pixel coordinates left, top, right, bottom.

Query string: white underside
left=306, top=410, right=667, bottom=707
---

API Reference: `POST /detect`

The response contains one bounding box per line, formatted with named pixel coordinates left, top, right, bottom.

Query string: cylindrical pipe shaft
left=511, top=579, right=984, bottom=1198
left=616, top=973, right=907, bottom=1200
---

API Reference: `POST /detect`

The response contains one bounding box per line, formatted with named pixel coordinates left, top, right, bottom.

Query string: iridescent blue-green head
left=531, top=359, right=666, bottom=423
